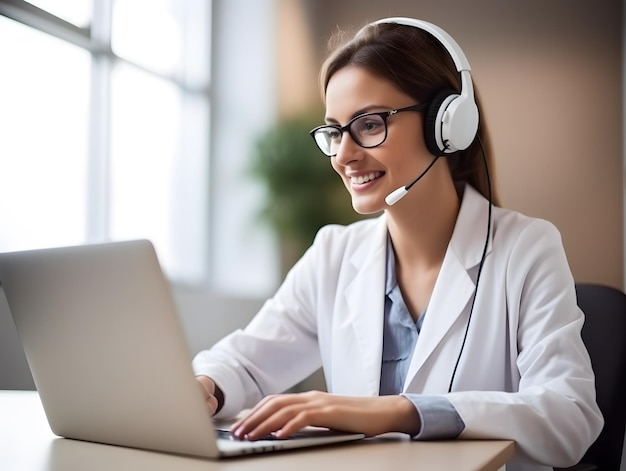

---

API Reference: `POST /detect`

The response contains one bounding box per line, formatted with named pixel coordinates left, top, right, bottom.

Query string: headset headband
left=362, top=17, right=475, bottom=102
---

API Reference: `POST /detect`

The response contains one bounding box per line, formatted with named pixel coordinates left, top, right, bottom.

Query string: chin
left=351, top=198, right=384, bottom=215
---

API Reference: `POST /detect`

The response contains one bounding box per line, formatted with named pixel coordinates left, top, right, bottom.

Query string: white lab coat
left=193, top=185, right=603, bottom=470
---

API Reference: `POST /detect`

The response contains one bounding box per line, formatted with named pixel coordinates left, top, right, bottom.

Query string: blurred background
left=0, top=0, right=624, bottom=403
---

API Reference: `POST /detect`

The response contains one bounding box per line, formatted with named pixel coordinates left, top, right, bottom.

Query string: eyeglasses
left=309, top=103, right=430, bottom=157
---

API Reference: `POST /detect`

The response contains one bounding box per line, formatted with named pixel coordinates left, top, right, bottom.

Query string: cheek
left=390, top=116, right=429, bottom=156
left=330, top=159, right=342, bottom=177
left=330, top=160, right=351, bottom=190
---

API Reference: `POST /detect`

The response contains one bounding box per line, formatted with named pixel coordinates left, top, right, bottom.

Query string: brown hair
left=320, top=22, right=499, bottom=205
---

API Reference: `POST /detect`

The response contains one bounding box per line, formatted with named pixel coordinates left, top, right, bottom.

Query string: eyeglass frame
left=309, top=102, right=430, bottom=157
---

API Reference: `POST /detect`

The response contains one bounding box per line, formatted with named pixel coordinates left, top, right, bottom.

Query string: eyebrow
left=325, top=105, right=391, bottom=125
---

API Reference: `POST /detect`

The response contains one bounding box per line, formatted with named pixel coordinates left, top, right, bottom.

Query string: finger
left=272, top=401, right=354, bottom=438
left=233, top=395, right=305, bottom=439
left=271, top=409, right=317, bottom=438
left=238, top=392, right=335, bottom=440
left=260, top=402, right=363, bottom=438
left=231, top=393, right=293, bottom=431
left=232, top=397, right=287, bottom=438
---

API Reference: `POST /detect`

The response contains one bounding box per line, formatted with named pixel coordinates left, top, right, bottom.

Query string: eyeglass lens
left=314, top=113, right=387, bottom=156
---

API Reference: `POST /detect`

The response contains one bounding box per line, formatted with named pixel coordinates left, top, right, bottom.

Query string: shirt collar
left=385, top=233, right=397, bottom=296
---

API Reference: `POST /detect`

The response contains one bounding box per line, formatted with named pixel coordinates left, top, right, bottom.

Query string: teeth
left=351, top=172, right=381, bottom=184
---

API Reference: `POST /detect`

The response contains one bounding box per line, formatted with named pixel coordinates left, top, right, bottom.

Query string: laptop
left=0, top=240, right=364, bottom=458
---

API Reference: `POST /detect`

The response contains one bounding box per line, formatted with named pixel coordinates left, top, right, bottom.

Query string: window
left=0, top=0, right=211, bottom=285
left=0, top=14, right=90, bottom=250
left=0, top=0, right=280, bottom=297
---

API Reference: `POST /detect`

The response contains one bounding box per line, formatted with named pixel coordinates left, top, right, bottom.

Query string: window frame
left=0, top=0, right=280, bottom=297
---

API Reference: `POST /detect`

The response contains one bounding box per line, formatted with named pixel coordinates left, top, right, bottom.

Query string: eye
left=326, top=128, right=342, bottom=141
left=353, top=115, right=385, bottom=135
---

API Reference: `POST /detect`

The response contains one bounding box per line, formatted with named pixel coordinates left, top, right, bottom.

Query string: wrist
left=196, top=376, right=225, bottom=414
left=393, top=395, right=421, bottom=435
left=213, top=383, right=225, bottom=414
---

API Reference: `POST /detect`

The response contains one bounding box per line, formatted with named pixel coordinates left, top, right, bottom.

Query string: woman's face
left=324, top=65, right=436, bottom=215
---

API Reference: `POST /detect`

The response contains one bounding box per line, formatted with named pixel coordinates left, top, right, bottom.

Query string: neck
left=386, top=179, right=461, bottom=270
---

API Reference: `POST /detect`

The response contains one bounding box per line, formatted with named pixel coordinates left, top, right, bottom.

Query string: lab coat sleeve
left=446, top=220, right=603, bottom=468
left=192, top=230, right=328, bottom=419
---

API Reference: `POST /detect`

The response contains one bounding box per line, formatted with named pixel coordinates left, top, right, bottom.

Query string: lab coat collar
left=345, top=184, right=493, bottom=275
left=449, top=184, right=494, bottom=272
left=341, top=184, right=493, bottom=395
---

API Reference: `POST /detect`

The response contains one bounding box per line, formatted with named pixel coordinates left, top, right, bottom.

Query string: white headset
left=360, top=17, right=479, bottom=156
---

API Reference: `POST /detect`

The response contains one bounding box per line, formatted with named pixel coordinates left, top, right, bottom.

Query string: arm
left=191, top=225, right=343, bottom=418
left=191, top=292, right=321, bottom=419
left=445, top=220, right=603, bottom=467
left=230, top=391, right=421, bottom=440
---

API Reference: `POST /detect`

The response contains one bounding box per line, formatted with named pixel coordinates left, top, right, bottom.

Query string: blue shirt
left=380, top=235, right=465, bottom=439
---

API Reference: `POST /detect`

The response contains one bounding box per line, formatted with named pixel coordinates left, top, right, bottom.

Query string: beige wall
left=279, top=0, right=624, bottom=290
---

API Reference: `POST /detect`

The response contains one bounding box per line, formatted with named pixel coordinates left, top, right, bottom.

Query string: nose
left=333, top=132, right=364, bottom=167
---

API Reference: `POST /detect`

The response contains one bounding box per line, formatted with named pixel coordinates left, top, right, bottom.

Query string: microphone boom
left=385, top=155, right=440, bottom=206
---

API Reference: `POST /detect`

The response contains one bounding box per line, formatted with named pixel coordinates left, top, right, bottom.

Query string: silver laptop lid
left=0, top=240, right=220, bottom=457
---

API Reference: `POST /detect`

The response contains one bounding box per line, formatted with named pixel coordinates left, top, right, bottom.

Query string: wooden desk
left=0, top=391, right=514, bottom=471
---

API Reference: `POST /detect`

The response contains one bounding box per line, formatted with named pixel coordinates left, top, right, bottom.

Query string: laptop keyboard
left=215, top=428, right=348, bottom=442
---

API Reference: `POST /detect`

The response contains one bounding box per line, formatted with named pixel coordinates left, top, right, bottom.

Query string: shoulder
left=492, top=205, right=563, bottom=253
left=462, top=184, right=561, bottom=246
left=488, top=206, right=574, bottom=294
left=279, top=215, right=386, bottom=300
left=456, top=185, right=564, bottom=269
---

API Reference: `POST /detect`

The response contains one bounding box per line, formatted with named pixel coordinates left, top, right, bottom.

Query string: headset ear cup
left=424, top=89, right=456, bottom=156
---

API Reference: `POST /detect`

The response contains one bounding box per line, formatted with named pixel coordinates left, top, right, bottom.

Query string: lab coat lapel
left=402, top=248, right=475, bottom=390
left=403, top=185, right=493, bottom=391
left=342, top=215, right=388, bottom=396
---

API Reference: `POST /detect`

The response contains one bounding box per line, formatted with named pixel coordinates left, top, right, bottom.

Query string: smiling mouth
left=350, top=171, right=383, bottom=185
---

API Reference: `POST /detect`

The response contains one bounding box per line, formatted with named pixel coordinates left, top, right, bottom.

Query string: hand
left=230, top=390, right=420, bottom=440
left=196, top=376, right=221, bottom=415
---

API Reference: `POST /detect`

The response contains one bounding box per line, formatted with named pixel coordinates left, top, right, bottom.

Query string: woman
left=193, top=17, right=602, bottom=470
